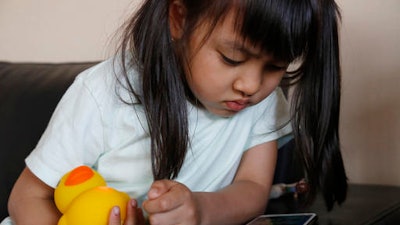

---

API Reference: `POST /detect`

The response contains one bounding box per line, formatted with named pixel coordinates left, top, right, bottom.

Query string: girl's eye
left=221, top=54, right=243, bottom=66
left=264, top=64, right=288, bottom=72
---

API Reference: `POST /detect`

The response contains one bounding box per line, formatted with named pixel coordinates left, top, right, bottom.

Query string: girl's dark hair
left=118, top=0, right=347, bottom=210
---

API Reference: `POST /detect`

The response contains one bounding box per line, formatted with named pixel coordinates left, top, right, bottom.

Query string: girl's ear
left=169, top=0, right=186, bottom=40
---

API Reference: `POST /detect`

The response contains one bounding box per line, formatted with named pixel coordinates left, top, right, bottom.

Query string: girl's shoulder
left=74, top=56, right=141, bottom=105
left=248, top=88, right=288, bottom=117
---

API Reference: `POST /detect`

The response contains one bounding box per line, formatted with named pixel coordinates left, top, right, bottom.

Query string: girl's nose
left=233, top=72, right=262, bottom=97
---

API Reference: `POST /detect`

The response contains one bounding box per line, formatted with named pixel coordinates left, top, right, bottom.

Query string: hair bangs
left=235, top=0, right=314, bottom=64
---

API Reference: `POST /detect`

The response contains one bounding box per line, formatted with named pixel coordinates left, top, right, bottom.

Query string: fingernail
left=130, top=199, right=137, bottom=208
left=112, top=206, right=120, bottom=216
left=149, top=187, right=159, bottom=196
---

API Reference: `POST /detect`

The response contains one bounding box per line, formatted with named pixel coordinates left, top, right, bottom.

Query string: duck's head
left=54, top=165, right=106, bottom=213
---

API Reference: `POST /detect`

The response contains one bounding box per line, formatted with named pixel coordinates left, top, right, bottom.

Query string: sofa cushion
left=0, top=61, right=96, bottom=220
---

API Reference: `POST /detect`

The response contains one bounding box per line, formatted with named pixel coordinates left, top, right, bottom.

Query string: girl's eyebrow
left=222, top=39, right=261, bottom=58
left=221, top=39, right=288, bottom=65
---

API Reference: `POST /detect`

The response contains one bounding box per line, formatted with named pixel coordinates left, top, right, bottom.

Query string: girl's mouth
left=225, top=100, right=249, bottom=112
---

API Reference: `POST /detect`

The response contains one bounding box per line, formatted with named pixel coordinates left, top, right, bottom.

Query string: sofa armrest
left=0, top=61, right=96, bottom=220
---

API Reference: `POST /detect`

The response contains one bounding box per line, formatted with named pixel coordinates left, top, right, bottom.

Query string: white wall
left=0, top=0, right=140, bottom=62
left=0, top=0, right=399, bottom=186
left=338, top=0, right=400, bottom=186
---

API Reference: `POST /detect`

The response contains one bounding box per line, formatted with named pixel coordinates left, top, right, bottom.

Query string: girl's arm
left=9, top=168, right=145, bottom=225
left=143, top=141, right=277, bottom=225
left=8, top=167, right=61, bottom=225
left=196, top=141, right=277, bottom=224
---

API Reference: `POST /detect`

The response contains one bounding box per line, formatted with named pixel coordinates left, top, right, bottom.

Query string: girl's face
left=184, top=9, right=289, bottom=117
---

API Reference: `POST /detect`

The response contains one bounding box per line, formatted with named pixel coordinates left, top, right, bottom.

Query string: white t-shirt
left=25, top=57, right=292, bottom=203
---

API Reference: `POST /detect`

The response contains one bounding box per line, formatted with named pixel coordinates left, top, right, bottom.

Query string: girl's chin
left=205, top=107, right=238, bottom=118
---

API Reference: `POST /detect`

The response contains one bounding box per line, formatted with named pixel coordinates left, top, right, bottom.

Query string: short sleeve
left=25, top=70, right=105, bottom=188
left=245, top=88, right=292, bottom=149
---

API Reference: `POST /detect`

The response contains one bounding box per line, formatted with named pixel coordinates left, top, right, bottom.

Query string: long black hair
left=118, top=0, right=347, bottom=210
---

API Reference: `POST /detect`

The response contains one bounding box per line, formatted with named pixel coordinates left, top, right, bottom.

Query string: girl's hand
left=108, top=199, right=146, bottom=225
left=143, top=180, right=201, bottom=225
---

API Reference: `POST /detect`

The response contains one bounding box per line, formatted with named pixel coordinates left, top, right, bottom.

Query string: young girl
left=4, top=0, right=347, bottom=224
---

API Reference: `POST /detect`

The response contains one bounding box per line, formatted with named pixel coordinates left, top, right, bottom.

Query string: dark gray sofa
left=0, top=61, right=302, bottom=220
left=1, top=61, right=400, bottom=224
left=0, top=61, right=96, bottom=220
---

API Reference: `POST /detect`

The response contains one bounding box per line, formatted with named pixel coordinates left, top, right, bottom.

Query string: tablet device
left=246, top=213, right=317, bottom=225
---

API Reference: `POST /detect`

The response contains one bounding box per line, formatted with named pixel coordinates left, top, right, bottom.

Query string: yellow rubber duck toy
left=54, top=165, right=130, bottom=225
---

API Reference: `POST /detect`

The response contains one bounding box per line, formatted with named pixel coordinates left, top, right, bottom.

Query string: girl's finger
left=108, top=206, right=122, bottom=225
left=125, top=199, right=146, bottom=225
left=147, top=179, right=178, bottom=200
left=135, top=207, right=146, bottom=225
